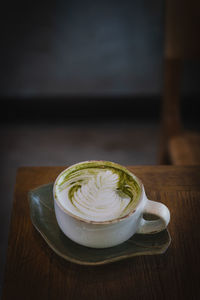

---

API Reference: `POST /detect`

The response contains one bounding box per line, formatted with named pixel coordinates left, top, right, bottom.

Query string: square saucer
left=29, top=183, right=171, bottom=265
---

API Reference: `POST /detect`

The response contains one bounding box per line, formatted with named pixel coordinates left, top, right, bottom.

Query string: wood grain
left=2, top=166, right=200, bottom=300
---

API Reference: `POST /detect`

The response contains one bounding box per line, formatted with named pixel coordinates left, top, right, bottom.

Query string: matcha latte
left=54, top=161, right=141, bottom=222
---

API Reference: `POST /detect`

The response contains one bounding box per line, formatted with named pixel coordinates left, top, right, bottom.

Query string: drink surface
left=54, top=162, right=141, bottom=222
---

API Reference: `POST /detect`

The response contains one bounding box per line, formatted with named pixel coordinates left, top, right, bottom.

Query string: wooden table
left=2, top=166, right=200, bottom=299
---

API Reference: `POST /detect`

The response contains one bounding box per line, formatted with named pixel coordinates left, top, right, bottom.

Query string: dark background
left=1, top=0, right=200, bottom=122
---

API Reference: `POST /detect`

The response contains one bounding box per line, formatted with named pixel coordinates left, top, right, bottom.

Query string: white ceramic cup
left=53, top=161, right=170, bottom=248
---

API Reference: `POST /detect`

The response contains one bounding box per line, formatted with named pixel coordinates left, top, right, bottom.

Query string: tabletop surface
left=2, top=166, right=200, bottom=300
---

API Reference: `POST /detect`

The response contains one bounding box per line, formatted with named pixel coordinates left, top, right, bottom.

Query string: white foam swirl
left=57, top=169, right=132, bottom=221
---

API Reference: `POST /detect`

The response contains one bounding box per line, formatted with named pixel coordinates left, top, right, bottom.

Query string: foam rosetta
left=55, top=165, right=140, bottom=222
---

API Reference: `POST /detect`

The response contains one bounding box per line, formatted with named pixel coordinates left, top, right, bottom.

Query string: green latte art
left=55, top=162, right=141, bottom=222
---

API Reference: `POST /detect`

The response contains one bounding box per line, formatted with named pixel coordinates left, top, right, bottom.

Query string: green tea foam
left=55, top=162, right=140, bottom=222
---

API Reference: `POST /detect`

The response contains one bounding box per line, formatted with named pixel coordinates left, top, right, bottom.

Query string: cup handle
left=136, top=200, right=170, bottom=234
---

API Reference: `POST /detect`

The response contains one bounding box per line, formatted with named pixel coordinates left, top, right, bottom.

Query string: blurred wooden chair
left=159, top=0, right=200, bottom=165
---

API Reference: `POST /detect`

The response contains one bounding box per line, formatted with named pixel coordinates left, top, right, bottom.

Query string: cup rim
left=53, top=160, right=144, bottom=225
